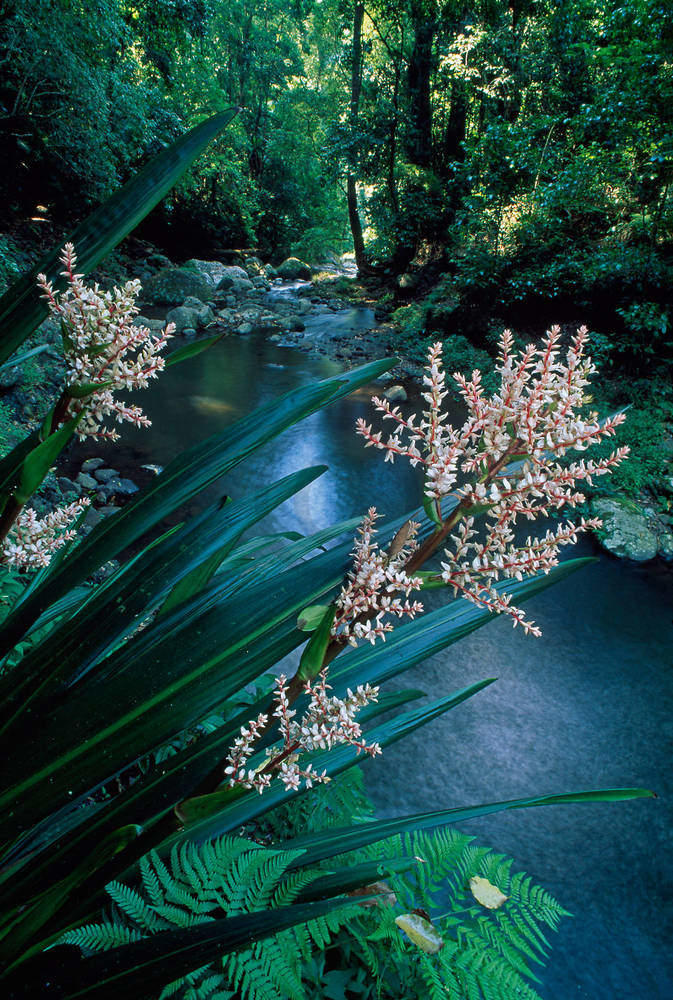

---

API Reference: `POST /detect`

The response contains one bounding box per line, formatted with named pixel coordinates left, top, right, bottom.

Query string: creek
left=101, top=293, right=673, bottom=999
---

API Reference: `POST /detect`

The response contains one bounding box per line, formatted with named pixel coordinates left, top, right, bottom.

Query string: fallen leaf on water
left=469, top=875, right=509, bottom=909
left=395, top=912, right=444, bottom=953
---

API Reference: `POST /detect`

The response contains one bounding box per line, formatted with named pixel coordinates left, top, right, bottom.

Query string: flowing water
left=105, top=303, right=673, bottom=999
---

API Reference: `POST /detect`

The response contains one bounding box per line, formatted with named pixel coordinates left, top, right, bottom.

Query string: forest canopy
left=1, top=0, right=671, bottom=367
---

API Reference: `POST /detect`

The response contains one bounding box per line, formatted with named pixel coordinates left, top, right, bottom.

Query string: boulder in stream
left=141, top=267, right=212, bottom=306
left=184, top=259, right=229, bottom=287
left=276, top=257, right=312, bottom=280
left=383, top=384, right=407, bottom=403
left=166, top=301, right=213, bottom=334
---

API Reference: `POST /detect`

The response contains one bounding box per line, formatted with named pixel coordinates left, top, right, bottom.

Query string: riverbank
left=1, top=242, right=672, bottom=563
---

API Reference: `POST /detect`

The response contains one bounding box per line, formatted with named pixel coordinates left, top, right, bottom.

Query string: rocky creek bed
left=1, top=249, right=673, bottom=564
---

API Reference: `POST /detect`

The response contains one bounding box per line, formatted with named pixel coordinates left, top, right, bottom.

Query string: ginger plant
left=0, top=244, right=173, bottom=569
left=225, top=326, right=628, bottom=793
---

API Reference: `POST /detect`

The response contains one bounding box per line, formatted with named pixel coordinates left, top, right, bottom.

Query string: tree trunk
left=407, top=5, right=435, bottom=167
left=347, top=1, right=368, bottom=274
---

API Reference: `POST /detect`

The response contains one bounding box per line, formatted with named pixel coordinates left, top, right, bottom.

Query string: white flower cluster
left=37, top=244, right=173, bottom=440
left=357, top=328, right=628, bottom=634
left=332, top=507, right=424, bottom=646
left=1, top=498, right=90, bottom=569
left=224, top=672, right=381, bottom=794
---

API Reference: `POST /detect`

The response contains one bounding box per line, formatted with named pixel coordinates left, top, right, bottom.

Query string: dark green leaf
left=0, top=110, right=240, bottom=366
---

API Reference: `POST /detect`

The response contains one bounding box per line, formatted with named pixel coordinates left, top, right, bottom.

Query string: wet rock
left=98, top=505, right=122, bottom=517
left=37, top=317, right=62, bottom=345
left=181, top=297, right=215, bottom=326
left=214, top=266, right=251, bottom=290
left=384, top=384, right=407, bottom=403
left=264, top=264, right=278, bottom=279
left=243, top=256, right=264, bottom=277
left=141, top=267, right=212, bottom=306
left=76, top=472, right=98, bottom=490
left=165, top=300, right=214, bottom=334
left=0, top=366, right=20, bottom=390
left=591, top=498, right=659, bottom=561
left=97, top=477, right=139, bottom=502
left=237, top=323, right=254, bottom=335
left=83, top=507, right=105, bottom=529
left=133, top=315, right=167, bottom=333
left=93, top=467, right=120, bottom=483
left=57, top=476, right=81, bottom=496
left=184, top=259, right=229, bottom=287
left=276, top=257, right=312, bottom=280
left=81, top=457, right=105, bottom=472
left=165, top=306, right=201, bottom=334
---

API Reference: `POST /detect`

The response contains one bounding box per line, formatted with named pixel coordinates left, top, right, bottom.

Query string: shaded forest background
left=0, top=0, right=671, bottom=381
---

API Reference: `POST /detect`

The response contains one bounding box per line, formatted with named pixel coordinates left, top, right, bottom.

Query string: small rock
left=269, top=333, right=282, bottom=342
left=98, top=505, right=122, bottom=517
left=141, top=464, right=163, bottom=476
left=384, top=384, right=407, bottom=403
left=237, top=323, right=254, bottom=335
left=57, top=476, right=81, bottom=496
left=83, top=507, right=105, bottom=529
left=76, top=472, right=98, bottom=490
left=658, top=530, right=673, bottom=561
left=81, top=457, right=105, bottom=472
left=97, top=477, right=139, bottom=502
left=94, top=467, right=120, bottom=483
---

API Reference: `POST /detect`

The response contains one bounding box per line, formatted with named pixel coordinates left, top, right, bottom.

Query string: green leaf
left=66, top=380, right=113, bottom=399
left=0, top=109, right=239, bottom=367
left=297, top=604, right=331, bottom=633
left=297, top=605, right=337, bottom=681
left=165, top=334, right=225, bottom=368
left=0, top=345, right=49, bottom=372
left=164, top=679, right=498, bottom=848
left=0, top=357, right=394, bottom=658
left=5, top=898, right=356, bottom=998
left=328, top=558, right=599, bottom=696
left=14, top=418, right=80, bottom=505
left=280, top=788, right=655, bottom=869
left=0, top=824, right=143, bottom=962
left=423, top=491, right=442, bottom=527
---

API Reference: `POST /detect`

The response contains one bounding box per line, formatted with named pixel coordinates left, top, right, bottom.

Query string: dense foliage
left=2, top=2, right=671, bottom=350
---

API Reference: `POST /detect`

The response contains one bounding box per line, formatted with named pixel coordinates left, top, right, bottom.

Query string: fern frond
left=59, top=921, right=144, bottom=952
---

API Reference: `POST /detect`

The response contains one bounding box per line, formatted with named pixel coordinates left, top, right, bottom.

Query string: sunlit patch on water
left=189, top=395, right=238, bottom=416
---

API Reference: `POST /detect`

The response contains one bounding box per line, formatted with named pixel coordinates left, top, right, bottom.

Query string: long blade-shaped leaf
left=0, top=357, right=393, bottom=656
left=163, top=679, right=497, bottom=849
left=281, top=787, right=655, bottom=868
left=1, top=466, right=327, bottom=729
left=328, top=557, right=597, bottom=695
left=0, top=110, right=239, bottom=365
left=4, top=897, right=355, bottom=999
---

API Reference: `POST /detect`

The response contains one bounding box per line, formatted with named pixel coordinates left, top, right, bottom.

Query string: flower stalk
left=225, top=325, right=629, bottom=791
